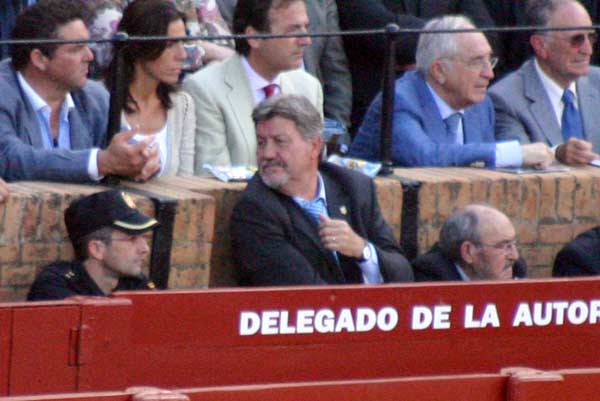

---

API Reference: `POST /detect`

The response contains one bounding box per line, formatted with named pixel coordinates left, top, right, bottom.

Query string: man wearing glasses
left=27, top=190, right=159, bottom=301
left=413, top=204, right=527, bottom=281
left=348, top=15, right=553, bottom=168
left=490, top=0, right=600, bottom=166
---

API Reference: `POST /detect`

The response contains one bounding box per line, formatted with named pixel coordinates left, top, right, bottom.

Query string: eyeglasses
left=476, top=238, right=518, bottom=253
left=452, top=56, right=498, bottom=71
left=553, top=32, right=597, bottom=48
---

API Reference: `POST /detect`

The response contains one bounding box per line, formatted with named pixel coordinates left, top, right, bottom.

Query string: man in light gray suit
left=0, top=0, right=160, bottom=182
left=489, top=0, right=600, bottom=165
left=184, top=0, right=323, bottom=169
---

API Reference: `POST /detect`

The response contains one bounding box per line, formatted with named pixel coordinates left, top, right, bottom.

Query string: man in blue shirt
left=0, top=0, right=160, bottom=182
left=349, top=15, right=554, bottom=168
left=230, top=94, right=413, bottom=285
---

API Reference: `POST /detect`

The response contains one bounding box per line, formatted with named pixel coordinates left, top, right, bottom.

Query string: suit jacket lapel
left=462, top=108, right=480, bottom=144
left=224, top=55, right=255, bottom=158
left=11, top=69, right=44, bottom=147
left=524, top=60, right=563, bottom=146
left=414, top=73, right=447, bottom=142
left=280, top=191, right=346, bottom=282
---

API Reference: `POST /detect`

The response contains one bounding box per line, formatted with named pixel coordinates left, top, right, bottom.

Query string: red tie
left=263, top=84, right=279, bottom=98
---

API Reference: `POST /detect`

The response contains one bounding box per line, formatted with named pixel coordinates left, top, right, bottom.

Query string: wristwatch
left=358, top=242, right=371, bottom=262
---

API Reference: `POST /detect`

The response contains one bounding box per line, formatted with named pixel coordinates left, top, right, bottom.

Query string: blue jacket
left=348, top=70, right=497, bottom=167
left=0, top=60, right=109, bottom=182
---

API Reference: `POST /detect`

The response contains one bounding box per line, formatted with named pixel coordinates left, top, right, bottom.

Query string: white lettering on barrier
left=512, top=300, right=600, bottom=327
left=240, top=300, right=600, bottom=336
left=411, top=305, right=451, bottom=330
left=239, top=307, right=399, bottom=336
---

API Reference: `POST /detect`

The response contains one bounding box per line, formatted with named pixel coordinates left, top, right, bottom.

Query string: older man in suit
left=414, top=204, right=527, bottom=281
left=230, top=94, right=412, bottom=286
left=489, top=0, right=600, bottom=166
left=0, top=0, right=160, bottom=182
left=348, top=15, right=553, bottom=168
left=183, top=0, right=323, bottom=169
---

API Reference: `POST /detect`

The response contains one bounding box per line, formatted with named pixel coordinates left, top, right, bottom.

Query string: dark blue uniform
left=27, top=260, right=155, bottom=301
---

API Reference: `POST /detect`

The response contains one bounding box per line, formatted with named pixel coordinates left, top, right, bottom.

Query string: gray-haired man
left=414, top=204, right=527, bottom=281
left=230, top=94, right=413, bottom=286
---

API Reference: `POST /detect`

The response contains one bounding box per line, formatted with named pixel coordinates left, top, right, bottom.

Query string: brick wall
left=394, top=167, right=600, bottom=277
left=2, top=166, right=598, bottom=301
left=0, top=181, right=215, bottom=302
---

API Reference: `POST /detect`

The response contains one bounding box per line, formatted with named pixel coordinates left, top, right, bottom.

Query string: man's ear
left=245, top=26, right=261, bottom=51
left=29, top=48, right=49, bottom=71
left=87, top=239, right=106, bottom=261
left=430, top=60, right=447, bottom=85
left=530, top=34, right=548, bottom=59
left=311, top=136, right=324, bottom=160
left=460, top=241, right=478, bottom=265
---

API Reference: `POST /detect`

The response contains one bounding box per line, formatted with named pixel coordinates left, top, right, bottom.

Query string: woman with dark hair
left=105, top=0, right=195, bottom=176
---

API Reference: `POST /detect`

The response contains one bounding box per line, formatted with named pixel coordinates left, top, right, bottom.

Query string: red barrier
left=0, top=298, right=132, bottom=396
left=3, top=278, right=600, bottom=395
left=112, top=278, right=600, bottom=388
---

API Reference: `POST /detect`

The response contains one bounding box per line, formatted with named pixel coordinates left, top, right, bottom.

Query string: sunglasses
left=557, top=31, right=597, bottom=48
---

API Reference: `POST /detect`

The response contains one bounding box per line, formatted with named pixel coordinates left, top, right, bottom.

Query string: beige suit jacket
left=183, top=54, right=323, bottom=170
left=120, top=91, right=195, bottom=176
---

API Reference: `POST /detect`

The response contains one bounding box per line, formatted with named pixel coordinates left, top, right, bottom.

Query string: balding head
left=439, top=204, right=518, bottom=280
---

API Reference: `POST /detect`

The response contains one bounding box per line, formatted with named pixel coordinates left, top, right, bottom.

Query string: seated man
left=414, top=204, right=527, bottom=281
left=27, top=189, right=159, bottom=300
left=489, top=0, right=600, bottom=166
left=553, top=226, right=600, bottom=277
left=348, top=15, right=554, bottom=168
left=183, top=0, right=323, bottom=169
left=230, top=94, right=413, bottom=285
left=0, top=0, right=159, bottom=182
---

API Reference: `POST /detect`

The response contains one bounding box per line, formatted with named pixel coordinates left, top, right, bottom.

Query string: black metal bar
left=379, top=23, right=399, bottom=176
left=118, top=186, right=178, bottom=289
left=106, top=32, right=128, bottom=145
left=399, top=179, right=421, bottom=261
left=149, top=198, right=177, bottom=289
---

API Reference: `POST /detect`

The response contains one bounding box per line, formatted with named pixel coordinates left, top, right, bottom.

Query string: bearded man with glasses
left=490, top=0, right=600, bottom=166
left=348, top=15, right=553, bottom=168
left=413, top=204, right=527, bottom=281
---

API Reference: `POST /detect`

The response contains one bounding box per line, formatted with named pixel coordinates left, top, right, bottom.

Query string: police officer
left=27, top=190, right=158, bottom=301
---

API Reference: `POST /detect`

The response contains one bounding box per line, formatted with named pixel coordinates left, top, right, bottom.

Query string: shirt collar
left=534, top=58, right=578, bottom=106
left=454, top=263, right=471, bottom=281
left=241, top=56, right=282, bottom=102
left=425, top=81, right=464, bottom=120
left=17, top=71, right=75, bottom=117
left=293, top=173, right=326, bottom=205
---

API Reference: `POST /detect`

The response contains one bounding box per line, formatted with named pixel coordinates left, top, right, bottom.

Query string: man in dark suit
left=414, top=204, right=527, bottom=281
left=230, top=94, right=413, bottom=286
left=553, top=226, right=600, bottom=276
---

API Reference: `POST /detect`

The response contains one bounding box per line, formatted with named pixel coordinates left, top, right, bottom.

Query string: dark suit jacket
left=304, top=0, right=352, bottom=128
left=230, top=162, right=413, bottom=286
left=553, top=226, right=600, bottom=277
left=414, top=243, right=527, bottom=281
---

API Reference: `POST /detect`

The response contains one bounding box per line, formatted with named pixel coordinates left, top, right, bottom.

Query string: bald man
left=413, top=204, right=527, bottom=281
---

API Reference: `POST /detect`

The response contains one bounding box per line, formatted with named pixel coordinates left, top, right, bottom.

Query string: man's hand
left=555, top=138, right=599, bottom=165
left=0, top=178, right=8, bottom=204
left=97, top=129, right=161, bottom=180
left=521, top=142, right=554, bottom=169
left=318, top=214, right=365, bottom=258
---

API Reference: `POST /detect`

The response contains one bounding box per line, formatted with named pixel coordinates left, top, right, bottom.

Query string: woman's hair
left=105, top=0, right=186, bottom=113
